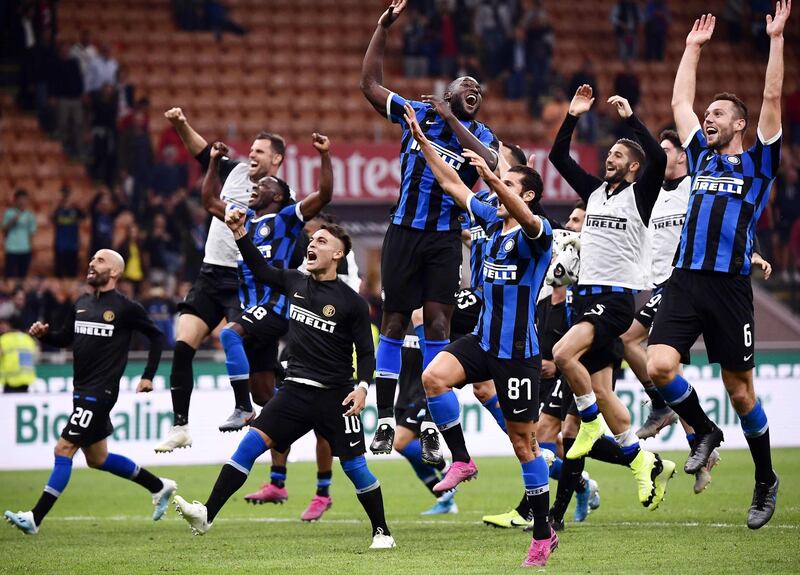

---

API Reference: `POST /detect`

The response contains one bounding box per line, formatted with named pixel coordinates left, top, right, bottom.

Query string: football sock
left=643, top=380, right=669, bottom=410
left=413, top=324, right=426, bottom=356
left=375, top=335, right=403, bottom=419
left=515, top=492, right=532, bottom=521
left=399, top=440, right=439, bottom=494
left=220, top=328, right=253, bottom=412
left=206, top=430, right=267, bottom=522
left=316, top=471, right=332, bottom=497
left=522, top=456, right=551, bottom=540
left=170, top=341, right=196, bottom=426
left=540, top=441, right=562, bottom=480
left=741, top=401, right=776, bottom=484
left=270, top=466, right=287, bottom=488
left=588, top=435, right=628, bottom=466
left=481, top=394, right=508, bottom=433
left=428, top=392, right=469, bottom=463
left=356, top=485, right=391, bottom=537
left=100, top=453, right=162, bottom=493
left=422, top=339, right=448, bottom=370
left=575, top=392, right=599, bottom=422
left=615, top=429, right=641, bottom=465
left=32, top=455, right=72, bottom=525
left=551, top=437, right=585, bottom=520
left=658, top=375, right=713, bottom=434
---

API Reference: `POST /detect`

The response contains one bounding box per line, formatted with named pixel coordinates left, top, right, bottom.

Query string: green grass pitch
left=1, top=449, right=798, bottom=574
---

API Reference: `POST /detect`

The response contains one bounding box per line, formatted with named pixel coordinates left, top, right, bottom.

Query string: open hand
left=766, top=0, right=791, bottom=38
left=569, top=85, right=595, bottom=117
left=379, top=0, right=407, bottom=27
left=463, top=149, right=493, bottom=181
left=608, top=95, right=633, bottom=119
left=752, top=253, right=773, bottom=280
left=421, top=94, right=453, bottom=121
left=342, top=387, right=367, bottom=416
left=686, top=13, right=715, bottom=47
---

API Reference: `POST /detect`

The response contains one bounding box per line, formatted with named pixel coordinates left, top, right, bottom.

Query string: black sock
left=643, top=382, right=668, bottom=410
left=316, top=471, right=332, bottom=497
left=170, top=341, right=196, bottom=426
left=376, top=376, right=397, bottom=419
left=133, top=467, right=163, bottom=493
left=527, top=487, right=551, bottom=540
left=433, top=456, right=447, bottom=472
left=231, top=379, right=253, bottom=412
left=356, top=486, right=390, bottom=536
left=745, top=429, right=777, bottom=484
left=270, top=465, right=287, bottom=488
left=589, top=435, right=629, bottom=466
left=205, top=464, right=248, bottom=522
left=440, top=424, right=470, bottom=463
left=551, top=437, right=585, bottom=520
left=31, top=492, right=58, bottom=526
left=669, top=387, right=714, bottom=434
left=515, top=491, right=532, bottom=520
left=424, top=477, right=439, bottom=495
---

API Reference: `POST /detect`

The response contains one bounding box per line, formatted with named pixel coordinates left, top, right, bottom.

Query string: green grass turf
left=1, top=449, right=798, bottom=574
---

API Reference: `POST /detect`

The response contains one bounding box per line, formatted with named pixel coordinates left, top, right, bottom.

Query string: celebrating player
left=4, top=250, right=175, bottom=535
left=361, top=0, right=499, bottom=454
left=549, top=89, right=675, bottom=509
left=174, top=212, right=394, bottom=549
left=647, top=3, right=790, bottom=529
left=404, top=103, right=557, bottom=567
left=155, top=108, right=286, bottom=452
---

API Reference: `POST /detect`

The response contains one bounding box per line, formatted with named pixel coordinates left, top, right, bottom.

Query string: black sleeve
left=540, top=304, right=567, bottom=362
left=194, top=144, right=239, bottom=184
left=548, top=113, right=604, bottom=203
left=290, top=231, right=310, bottom=269
left=351, top=294, right=376, bottom=384
left=39, top=305, right=76, bottom=348
left=235, top=234, right=289, bottom=290
left=753, top=235, right=762, bottom=254
left=127, top=301, right=164, bottom=381
left=627, top=114, right=667, bottom=225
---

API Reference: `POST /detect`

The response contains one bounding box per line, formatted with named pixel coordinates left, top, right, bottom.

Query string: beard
left=706, top=128, right=734, bottom=151
left=448, top=96, right=476, bottom=120
left=87, top=270, right=110, bottom=287
left=603, top=167, right=628, bottom=185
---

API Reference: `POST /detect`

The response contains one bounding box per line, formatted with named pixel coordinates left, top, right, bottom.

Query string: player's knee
left=84, top=452, right=106, bottom=468
left=421, top=366, right=447, bottom=395
left=728, top=385, right=756, bottom=414
left=647, top=354, right=677, bottom=385
left=251, top=388, right=272, bottom=407
left=552, top=342, right=571, bottom=369
left=53, top=443, right=74, bottom=458
left=423, top=314, right=449, bottom=341
left=509, top=432, right=534, bottom=462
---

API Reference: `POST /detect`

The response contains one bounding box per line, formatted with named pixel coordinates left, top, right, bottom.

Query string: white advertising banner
left=2, top=368, right=799, bottom=471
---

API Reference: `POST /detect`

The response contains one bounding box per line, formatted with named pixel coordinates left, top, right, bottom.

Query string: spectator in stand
left=143, top=213, right=181, bottom=277
left=113, top=216, right=145, bottom=291
left=141, top=283, right=177, bottom=349
left=643, top=0, right=670, bottom=61
left=503, top=26, right=530, bottom=100
left=89, top=188, right=118, bottom=257
left=150, top=144, right=188, bottom=197
left=774, top=164, right=800, bottom=281
left=610, top=0, right=640, bottom=62
left=173, top=0, right=206, bottom=31
left=50, top=42, right=84, bottom=159
left=474, top=0, right=512, bottom=79
left=32, top=28, right=57, bottom=133
left=750, top=0, right=771, bottom=54
left=569, top=59, right=599, bottom=142
left=115, top=65, right=135, bottom=122
left=455, top=53, right=482, bottom=82
left=614, top=69, right=641, bottom=109
left=14, top=1, right=38, bottom=110
left=7, top=286, right=39, bottom=332
left=541, top=86, right=570, bottom=143
left=206, top=0, right=247, bottom=41
left=117, top=105, right=153, bottom=216
left=184, top=203, right=207, bottom=283
left=90, top=82, right=119, bottom=186
left=157, top=124, right=191, bottom=166
left=53, top=185, right=84, bottom=278
left=402, top=9, right=428, bottom=78
left=525, top=7, right=554, bottom=107
left=3, top=189, right=37, bottom=278
left=435, top=2, right=459, bottom=78
left=786, top=79, right=800, bottom=146
left=85, top=42, right=118, bottom=94
left=722, top=0, right=744, bottom=44
left=0, top=316, right=38, bottom=394
left=69, top=29, right=97, bottom=91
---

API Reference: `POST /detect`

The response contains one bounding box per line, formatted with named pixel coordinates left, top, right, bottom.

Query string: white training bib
left=648, top=177, right=691, bottom=286
left=203, top=163, right=252, bottom=268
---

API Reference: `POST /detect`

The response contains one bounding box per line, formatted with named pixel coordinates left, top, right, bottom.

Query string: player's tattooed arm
left=759, top=0, right=790, bottom=141
left=672, top=14, right=715, bottom=142
left=360, top=0, right=408, bottom=112
left=463, top=149, right=542, bottom=239
left=422, top=94, right=499, bottom=171
left=200, top=142, right=229, bottom=221
left=403, top=103, right=472, bottom=208
left=298, top=133, right=333, bottom=219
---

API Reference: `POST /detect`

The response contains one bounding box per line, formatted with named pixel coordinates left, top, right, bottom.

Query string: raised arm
left=200, top=142, right=229, bottom=220
left=298, top=133, right=334, bottom=219
left=403, top=103, right=472, bottom=208
left=360, top=0, right=408, bottom=113
left=548, top=85, right=604, bottom=202
left=759, top=0, right=791, bottom=141
left=227, top=209, right=288, bottom=290
left=463, top=149, right=542, bottom=239
left=672, top=14, right=715, bottom=142
left=164, top=107, right=208, bottom=157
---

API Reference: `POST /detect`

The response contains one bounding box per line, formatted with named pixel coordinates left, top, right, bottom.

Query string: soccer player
left=155, top=108, right=286, bottom=452
left=4, top=250, right=175, bottom=535
left=404, top=103, right=557, bottom=567
left=174, top=214, right=395, bottom=549
left=549, top=89, right=675, bottom=509
left=361, top=0, right=499, bottom=454
left=647, top=3, right=790, bottom=529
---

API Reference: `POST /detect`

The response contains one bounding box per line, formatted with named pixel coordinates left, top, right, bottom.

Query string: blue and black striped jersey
left=467, top=193, right=552, bottom=359
left=238, top=203, right=306, bottom=315
left=385, top=92, right=499, bottom=232
left=675, top=126, right=782, bottom=275
left=468, top=188, right=498, bottom=291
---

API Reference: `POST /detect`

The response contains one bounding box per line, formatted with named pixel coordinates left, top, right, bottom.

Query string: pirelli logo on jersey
left=586, top=214, right=627, bottom=230
left=470, top=226, right=486, bottom=242
left=651, top=214, right=685, bottom=230
left=289, top=304, right=337, bottom=333
left=410, top=139, right=465, bottom=170
left=74, top=320, right=115, bottom=337
left=483, top=261, right=517, bottom=281
left=692, top=175, right=744, bottom=195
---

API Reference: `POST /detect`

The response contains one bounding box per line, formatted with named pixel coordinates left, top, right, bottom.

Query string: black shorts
left=234, top=305, right=289, bottom=373
left=178, top=263, right=241, bottom=331
left=396, top=397, right=428, bottom=434
left=446, top=334, right=540, bottom=423
left=635, top=284, right=666, bottom=329
left=539, top=377, right=565, bottom=419
left=573, top=291, right=634, bottom=373
left=381, top=224, right=462, bottom=313
left=451, top=288, right=482, bottom=340
left=61, top=393, right=114, bottom=447
left=251, top=381, right=366, bottom=458
left=650, top=268, right=755, bottom=370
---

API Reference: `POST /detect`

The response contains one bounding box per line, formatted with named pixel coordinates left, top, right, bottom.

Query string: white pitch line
left=51, top=516, right=799, bottom=529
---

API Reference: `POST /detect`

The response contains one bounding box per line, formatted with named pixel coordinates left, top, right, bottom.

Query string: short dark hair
left=320, top=222, right=352, bottom=256
left=14, top=189, right=28, bottom=200
left=254, top=131, right=286, bottom=157
left=574, top=200, right=587, bottom=211
left=712, top=92, right=748, bottom=130
left=616, top=138, right=646, bottom=167
left=504, top=143, right=527, bottom=167
left=659, top=129, right=682, bottom=150
left=508, top=165, right=544, bottom=206
left=312, top=211, right=338, bottom=224
left=268, top=176, right=293, bottom=207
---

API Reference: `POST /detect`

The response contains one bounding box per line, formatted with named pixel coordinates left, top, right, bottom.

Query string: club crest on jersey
left=692, top=175, right=744, bottom=195
left=103, top=310, right=115, bottom=322
left=258, top=225, right=271, bottom=237
left=322, top=305, right=336, bottom=317
left=725, top=155, right=741, bottom=165
left=483, top=261, right=517, bottom=281
left=502, top=238, right=516, bottom=253
left=409, top=139, right=464, bottom=170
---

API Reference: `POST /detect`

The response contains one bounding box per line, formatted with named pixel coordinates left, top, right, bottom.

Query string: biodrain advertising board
left=3, top=353, right=800, bottom=470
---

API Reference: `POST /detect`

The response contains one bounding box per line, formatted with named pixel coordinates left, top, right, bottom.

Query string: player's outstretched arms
left=360, top=0, right=408, bottom=113
left=672, top=14, right=715, bottom=142
left=298, top=133, right=334, bottom=219
left=422, top=94, right=498, bottom=171
left=463, top=149, right=542, bottom=239
left=200, top=142, right=229, bottom=220
left=760, top=0, right=791, bottom=141
left=227, top=209, right=287, bottom=289
left=402, top=102, right=471, bottom=208
left=164, top=107, right=208, bottom=157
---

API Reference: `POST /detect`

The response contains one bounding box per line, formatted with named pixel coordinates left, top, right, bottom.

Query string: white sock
left=614, top=429, right=639, bottom=448
left=420, top=420, right=437, bottom=434
left=575, top=392, right=597, bottom=413
left=377, top=417, right=395, bottom=429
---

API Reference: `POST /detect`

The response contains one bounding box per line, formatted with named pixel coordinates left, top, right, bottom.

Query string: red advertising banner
left=223, top=141, right=598, bottom=205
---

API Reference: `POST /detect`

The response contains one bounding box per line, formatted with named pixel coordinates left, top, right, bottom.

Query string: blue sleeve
left=467, top=193, right=501, bottom=232
left=682, top=126, right=708, bottom=175
left=522, top=216, right=552, bottom=255
left=476, top=124, right=500, bottom=153
left=752, top=128, right=782, bottom=179
left=386, top=92, right=427, bottom=124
